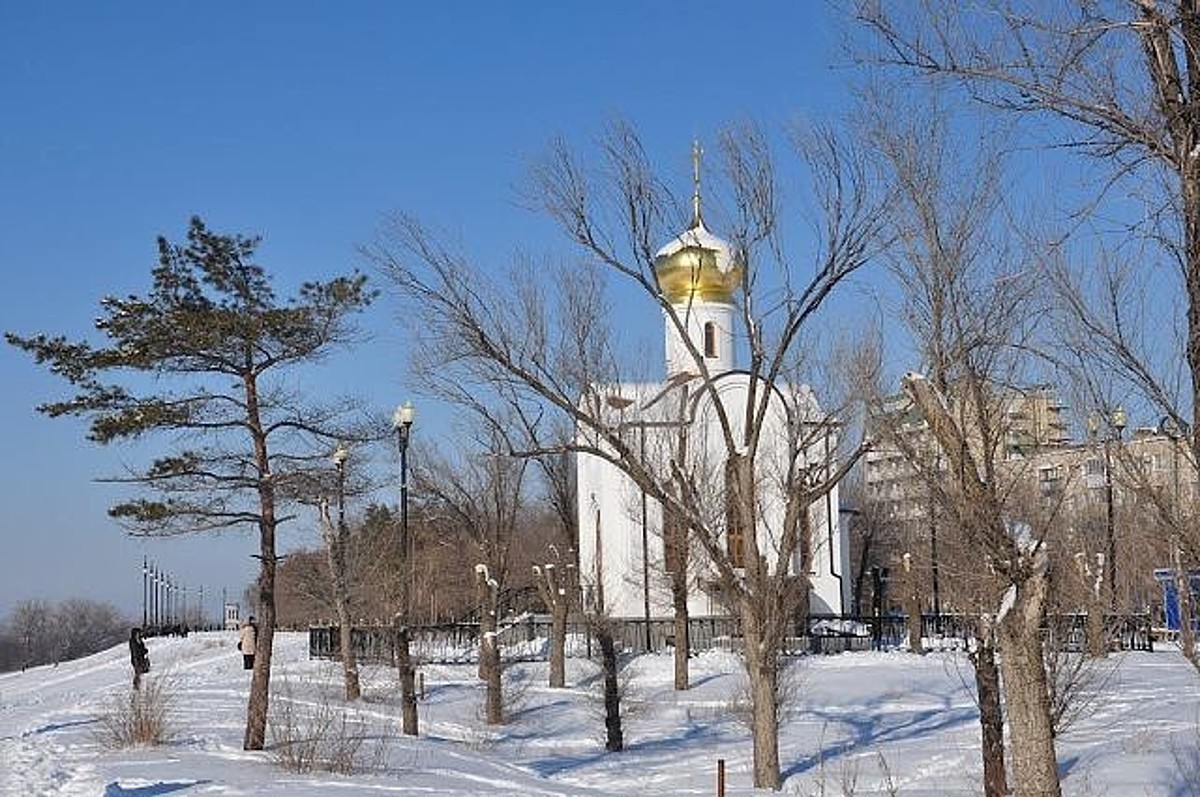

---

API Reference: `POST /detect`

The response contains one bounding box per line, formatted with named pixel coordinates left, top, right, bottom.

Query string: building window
left=1039, top=465, right=1062, bottom=496
left=704, top=322, right=717, bottom=358
left=725, top=456, right=748, bottom=568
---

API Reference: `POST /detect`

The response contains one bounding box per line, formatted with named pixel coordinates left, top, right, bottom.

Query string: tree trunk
left=971, top=631, right=1007, bottom=797
left=482, top=631, right=503, bottom=725
left=996, top=573, right=1061, bottom=797
left=672, top=566, right=690, bottom=691
left=549, top=599, right=567, bottom=688
left=477, top=568, right=503, bottom=724
left=1174, top=544, right=1196, bottom=663
left=665, top=507, right=690, bottom=690
left=534, top=563, right=570, bottom=688
left=325, top=519, right=360, bottom=701
left=243, top=549, right=274, bottom=750
left=903, top=555, right=924, bottom=654
left=243, top=390, right=277, bottom=752
left=597, top=623, right=623, bottom=751
left=1085, top=601, right=1107, bottom=659
left=336, top=606, right=360, bottom=701
left=742, top=601, right=782, bottom=791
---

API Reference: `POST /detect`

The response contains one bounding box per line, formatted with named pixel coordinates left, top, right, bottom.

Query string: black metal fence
left=308, top=612, right=1153, bottom=665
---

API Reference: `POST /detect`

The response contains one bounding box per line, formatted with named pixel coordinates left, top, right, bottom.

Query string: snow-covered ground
left=2, top=631, right=1198, bottom=795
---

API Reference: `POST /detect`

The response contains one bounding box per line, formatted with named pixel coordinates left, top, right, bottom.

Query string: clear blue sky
left=0, top=3, right=860, bottom=620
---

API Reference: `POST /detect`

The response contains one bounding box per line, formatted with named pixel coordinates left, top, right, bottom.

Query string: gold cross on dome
left=691, top=139, right=703, bottom=227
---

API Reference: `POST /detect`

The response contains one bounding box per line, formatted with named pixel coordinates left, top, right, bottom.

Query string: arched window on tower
left=703, top=321, right=717, bottom=359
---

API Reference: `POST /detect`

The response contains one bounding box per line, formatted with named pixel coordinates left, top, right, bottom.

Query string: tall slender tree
left=6, top=216, right=375, bottom=749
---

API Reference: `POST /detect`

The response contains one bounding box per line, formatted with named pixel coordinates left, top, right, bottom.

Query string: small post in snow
left=716, top=758, right=725, bottom=797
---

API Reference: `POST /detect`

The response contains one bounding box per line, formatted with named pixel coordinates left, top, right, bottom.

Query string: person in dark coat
left=129, top=627, right=150, bottom=690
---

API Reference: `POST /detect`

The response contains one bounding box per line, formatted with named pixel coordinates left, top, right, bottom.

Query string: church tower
left=653, top=143, right=742, bottom=378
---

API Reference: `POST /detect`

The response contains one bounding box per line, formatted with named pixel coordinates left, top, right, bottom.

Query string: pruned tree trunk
left=550, top=598, right=568, bottom=688
left=996, top=569, right=1061, bottom=797
left=533, top=561, right=572, bottom=689
left=665, top=507, right=690, bottom=691
left=320, top=501, right=360, bottom=701
left=476, top=564, right=503, bottom=724
left=741, top=597, right=781, bottom=791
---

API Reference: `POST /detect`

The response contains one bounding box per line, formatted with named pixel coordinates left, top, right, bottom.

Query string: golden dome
left=653, top=219, right=742, bottom=304
left=653, top=141, right=742, bottom=304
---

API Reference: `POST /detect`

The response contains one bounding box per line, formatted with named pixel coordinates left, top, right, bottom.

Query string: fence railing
left=308, top=612, right=1153, bottom=665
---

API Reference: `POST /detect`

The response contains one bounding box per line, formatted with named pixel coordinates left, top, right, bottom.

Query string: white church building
left=575, top=167, right=850, bottom=621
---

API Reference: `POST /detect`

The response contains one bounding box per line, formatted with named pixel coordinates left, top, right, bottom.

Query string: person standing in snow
left=238, top=616, right=257, bottom=670
left=129, top=627, right=150, bottom=690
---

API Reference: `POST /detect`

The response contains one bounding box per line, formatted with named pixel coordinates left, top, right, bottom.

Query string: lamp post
left=1159, top=416, right=1195, bottom=658
left=151, top=566, right=159, bottom=628
left=640, top=425, right=652, bottom=653
left=1091, top=406, right=1126, bottom=614
left=392, top=401, right=418, bottom=736
left=142, top=557, right=148, bottom=628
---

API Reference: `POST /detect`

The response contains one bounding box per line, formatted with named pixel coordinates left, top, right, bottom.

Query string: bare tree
left=532, top=446, right=579, bottom=688
left=856, top=0, right=1200, bottom=670
left=52, top=599, right=127, bottom=663
left=317, top=442, right=360, bottom=701
left=415, top=428, right=528, bottom=726
left=859, top=87, right=1062, bottom=795
left=369, top=120, right=885, bottom=789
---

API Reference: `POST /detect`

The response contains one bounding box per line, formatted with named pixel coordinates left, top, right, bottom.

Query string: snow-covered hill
left=2, top=631, right=1197, bottom=795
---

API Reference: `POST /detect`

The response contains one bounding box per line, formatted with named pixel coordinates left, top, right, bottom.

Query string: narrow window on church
left=703, top=322, right=717, bottom=358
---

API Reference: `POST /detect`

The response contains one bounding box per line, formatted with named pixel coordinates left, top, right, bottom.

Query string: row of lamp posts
left=140, top=557, right=203, bottom=628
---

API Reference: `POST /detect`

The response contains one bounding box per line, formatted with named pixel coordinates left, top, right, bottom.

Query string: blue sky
left=0, top=3, right=862, bottom=620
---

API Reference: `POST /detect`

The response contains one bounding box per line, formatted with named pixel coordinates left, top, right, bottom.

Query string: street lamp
left=1159, top=416, right=1194, bottom=656
left=142, top=557, right=148, bottom=628
left=392, top=401, right=418, bottom=736
left=1090, top=406, right=1127, bottom=614
left=151, top=566, right=159, bottom=628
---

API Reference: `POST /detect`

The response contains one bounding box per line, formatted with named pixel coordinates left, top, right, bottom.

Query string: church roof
left=653, top=143, right=743, bottom=305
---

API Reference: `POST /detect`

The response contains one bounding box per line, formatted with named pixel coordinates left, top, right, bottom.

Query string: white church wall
left=577, top=372, right=850, bottom=621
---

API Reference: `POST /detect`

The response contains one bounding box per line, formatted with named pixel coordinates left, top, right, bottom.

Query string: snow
left=3, top=631, right=1200, bottom=795
left=653, top=221, right=737, bottom=274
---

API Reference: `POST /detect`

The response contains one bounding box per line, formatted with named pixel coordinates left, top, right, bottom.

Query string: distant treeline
left=0, top=598, right=128, bottom=672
